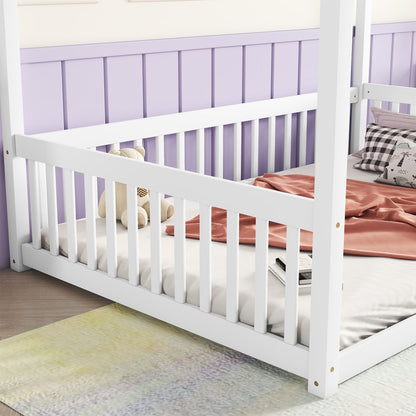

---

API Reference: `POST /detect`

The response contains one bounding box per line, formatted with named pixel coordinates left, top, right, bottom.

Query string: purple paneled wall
left=0, top=23, right=415, bottom=269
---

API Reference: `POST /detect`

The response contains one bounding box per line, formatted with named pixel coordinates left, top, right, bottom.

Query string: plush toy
left=98, top=146, right=174, bottom=228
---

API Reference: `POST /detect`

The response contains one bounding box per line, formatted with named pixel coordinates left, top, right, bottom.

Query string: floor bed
left=41, top=155, right=416, bottom=350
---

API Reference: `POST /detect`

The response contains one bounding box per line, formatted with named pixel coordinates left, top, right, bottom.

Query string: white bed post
left=0, top=0, right=30, bottom=271
left=308, top=0, right=353, bottom=398
left=351, top=0, right=372, bottom=152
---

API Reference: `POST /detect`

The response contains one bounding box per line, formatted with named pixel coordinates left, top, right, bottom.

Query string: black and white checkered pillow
left=354, top=123, right=416, bottom=172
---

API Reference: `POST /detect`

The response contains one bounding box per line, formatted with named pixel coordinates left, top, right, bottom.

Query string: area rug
left=0, top=304, right=415, bottom=416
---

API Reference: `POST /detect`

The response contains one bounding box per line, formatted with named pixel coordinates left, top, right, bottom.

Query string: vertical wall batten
left=45, top=164, right=59, bottom=256
left=251, top=119, right=259, bottom=177
left=254, top=218, right=268, bottom=334
left=174, top=197, right=186, bottom=303
left=199, top=203, right=212, bottom=312
left=84, top=174, right=97, bottom=270
left=150, top=190, right=162, bottom=294
left=28, top=160, right=41, bottom=249
left=105, top=179, right=117, bottom=277
left=284, top=226, right=300, bottom=345
left=127, top=184, right=139, bottom=286
left=226, top=210, right=239, bottom=322
left=63, top=168, right=77, bottom=263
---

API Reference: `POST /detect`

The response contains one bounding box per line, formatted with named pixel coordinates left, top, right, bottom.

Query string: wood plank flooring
left=0, top=268, right=111, bottom=415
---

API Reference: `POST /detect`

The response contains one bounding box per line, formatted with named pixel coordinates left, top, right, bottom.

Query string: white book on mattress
left=268, top=254, right=312, bottom=288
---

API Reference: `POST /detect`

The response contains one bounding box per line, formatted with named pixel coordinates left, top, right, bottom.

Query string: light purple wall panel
left=105, top=55, right=143, bottom=123
left=273, top=42, right=300, bottom=170
left=180, top=49, right=212, bottom=174
left=411, top=33, right=416, bottom=89
left=243, top=44, right=273, bottom=178
left=63, top=58, right=106, bottom=220
left=0, top=23, right=415, bottom=269
left=144, top=52, right=179, bottom=168
left=21, top=62, right=64, bottom=134
left=391, top=32, right=413, bottom=113
left=370, top=34, right=393, bottom=112
left=299, top=39, right=319, bottom=165
left=213, top=46, right=243, bottom=179
left=64, top=58, right=106, bottom=129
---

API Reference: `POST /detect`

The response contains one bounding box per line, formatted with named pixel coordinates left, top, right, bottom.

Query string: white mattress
left=41, top=156, right=416, bottom=349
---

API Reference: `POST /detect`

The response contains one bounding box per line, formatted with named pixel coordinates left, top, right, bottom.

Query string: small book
left=268, top=253, right=313, bottom=287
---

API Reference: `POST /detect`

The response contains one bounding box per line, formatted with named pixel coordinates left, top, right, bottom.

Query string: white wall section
left=18, top=0, right=416, bottom=48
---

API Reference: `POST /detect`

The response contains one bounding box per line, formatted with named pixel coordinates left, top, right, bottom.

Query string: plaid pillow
left=354, top=123, right=416, bottom=172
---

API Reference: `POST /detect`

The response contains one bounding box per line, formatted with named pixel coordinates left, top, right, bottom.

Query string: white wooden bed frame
left=1, top=0, right=416, bottom=398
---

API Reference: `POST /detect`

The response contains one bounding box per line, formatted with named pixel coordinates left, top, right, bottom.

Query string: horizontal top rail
left=364, top=83, right=416, bottom=105
left=32, top=89, right=358, bottom=150
left=16, top=134, right=315, bottom=231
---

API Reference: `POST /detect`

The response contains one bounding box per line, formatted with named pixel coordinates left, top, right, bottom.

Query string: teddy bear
left=98, top=146, right=174, bottom=228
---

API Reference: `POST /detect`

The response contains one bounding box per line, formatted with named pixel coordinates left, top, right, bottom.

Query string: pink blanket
left=166, top=174, right=416, bottom=260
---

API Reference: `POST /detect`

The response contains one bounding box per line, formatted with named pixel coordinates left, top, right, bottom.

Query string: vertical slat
left=391, top=102, right=400, bottom=113
left=284, top=226, right=300, bottom=345
left=91, top=147, right=99, bottom=216
left=374, top=100, right=382, bottom=109
left=251, top=119, right=259, bottom=177
left=284, top=114, right=292, bottom=170
left=110, top=143, right=120, bottom=151
left=28, top=160, right=41, bottom=249
left=299, top=111, right=308, bottom=166
left=176, top=132, right=185, bottom=170
left=84, top=174, right=97, bottom=270
left=199, top=203, right=212, bottom=312
left=233, top=122, right=242, bottom=181
left=45, top=164, right=59, bottom=256
left=226, top=210, right=239, bottom=322
left=156, top=135, right=164, bottom=165
left=134, top=138, right=143, bottom=148
left=150, top=190, right=162, bottom=294
left=127, top=184, right=139, bottom=286
left=215, top=125, right=223, bottom=178
left=254, top=218, right=269, bottom=334
left=37, top=163, right=48, bottom=228
left=105, top=179, right=117, bottom=277
left=175, top=197, right=186, bottom=303
left=63, top=169, right=77, bottom=263
left=410, top=104, right=416, bottom=116
left=196, top=128, right=204, bottom=174
left=267, top=117, right=276, bottom=173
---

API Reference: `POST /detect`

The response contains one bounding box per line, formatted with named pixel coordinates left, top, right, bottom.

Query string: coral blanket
left=165, top=174, right=416, bottom=260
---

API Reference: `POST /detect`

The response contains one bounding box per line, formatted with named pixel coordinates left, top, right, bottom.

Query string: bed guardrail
left=364, top=83, right=416, bottom=115
left=17, top=131, right=314, bottom=348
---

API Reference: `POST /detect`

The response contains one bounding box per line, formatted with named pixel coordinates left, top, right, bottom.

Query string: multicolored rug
left=0, top=303, right=415, bottom=416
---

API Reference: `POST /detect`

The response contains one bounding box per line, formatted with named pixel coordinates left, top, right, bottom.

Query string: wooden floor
left=0, top=268, right=111, bottom=416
